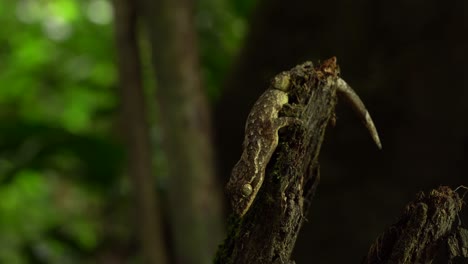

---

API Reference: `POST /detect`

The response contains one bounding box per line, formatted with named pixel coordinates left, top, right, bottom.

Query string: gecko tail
left=336, top=78, right=382, bottom=150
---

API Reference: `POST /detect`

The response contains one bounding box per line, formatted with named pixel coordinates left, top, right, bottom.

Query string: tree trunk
left=137, top=0, right=224, bottom=263
left=216, top=60, right=338, bottom=264
left=113, top=0, right=169, bottom=263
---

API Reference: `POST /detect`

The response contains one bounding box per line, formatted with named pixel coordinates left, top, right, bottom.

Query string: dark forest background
left=0, top=0, right=466, bottom=263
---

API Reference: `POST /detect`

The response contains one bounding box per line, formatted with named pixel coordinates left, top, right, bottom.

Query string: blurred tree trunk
left=137, top=0, right=224, bottom=263
left=113, top=0, right=169, bottom=263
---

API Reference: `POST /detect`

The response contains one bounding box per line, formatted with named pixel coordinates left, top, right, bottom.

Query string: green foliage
left=0, top=0, right=256, bottom=262
left=0, top=0, right=121, bottom=262
left=0, top=0, right=121, bottom=185
left=0, top=170, right=101, bottom=263
left=0, top=120, right=123, bottom=187
left=0, top=0, right=115, bottom=131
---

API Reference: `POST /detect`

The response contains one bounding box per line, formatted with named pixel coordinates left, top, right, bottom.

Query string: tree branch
left=216, top=60, right=340, bottom=264
left=364, top=186, right=468, bottom=264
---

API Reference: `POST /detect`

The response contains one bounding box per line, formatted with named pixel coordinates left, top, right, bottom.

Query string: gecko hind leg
left=336, top=78, right=382, bottom=149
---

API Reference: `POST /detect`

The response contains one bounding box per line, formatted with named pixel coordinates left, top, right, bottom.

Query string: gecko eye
left=241, top=184, right=253, bottom=197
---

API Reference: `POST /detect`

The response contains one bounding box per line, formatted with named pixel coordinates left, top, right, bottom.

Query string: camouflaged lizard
left=226, top=71, right=300, bottom=217
left=226, top=61, right=382, bottom=217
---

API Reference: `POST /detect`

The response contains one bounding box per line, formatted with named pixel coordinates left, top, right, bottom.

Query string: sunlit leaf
left=47, top=0, right=79, bottom=22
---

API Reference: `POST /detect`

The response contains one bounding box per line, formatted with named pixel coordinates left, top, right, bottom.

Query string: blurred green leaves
left=0, top=0, right=256, bottom=262
left=0, top=0, right=116, bottom=131
left=0, top=170, right=100, bottom=263
left=0, top=121, right=124, bottom=187
left=0, top=170, right=54, bottom=264
left=0, top=0, right=120, bottom=262
left=0, top=171, right=53, bottom=237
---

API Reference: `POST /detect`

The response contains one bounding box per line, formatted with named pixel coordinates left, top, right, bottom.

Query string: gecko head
left=227, top=180, right=258, bottom=217
left=226, top=173, right=256, bottom=217
left=272, top=71, right=291, bottom=92
left=227, top=145, right=264, bottom=217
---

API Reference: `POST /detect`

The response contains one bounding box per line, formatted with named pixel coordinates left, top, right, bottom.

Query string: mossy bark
left=364, top=186, right=468, bottom=264
left=216, top=60, right=339, bottom=264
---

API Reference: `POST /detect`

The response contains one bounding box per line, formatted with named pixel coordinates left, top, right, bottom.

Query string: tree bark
left=137, top=0, right=224, bottom=263
left=113, top=0, right=169, bottom=263
left=216, top=60, right=339, bottom=264
left=364, top=186, right=468, bottom=264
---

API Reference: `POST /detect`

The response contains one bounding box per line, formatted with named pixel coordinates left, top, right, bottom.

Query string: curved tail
left=336, top=78, right=382, bottom=149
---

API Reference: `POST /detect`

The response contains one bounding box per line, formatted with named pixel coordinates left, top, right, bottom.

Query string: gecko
left=225, top=71, right=300, bottom=217
left=226, top=61, right=382, bottom=217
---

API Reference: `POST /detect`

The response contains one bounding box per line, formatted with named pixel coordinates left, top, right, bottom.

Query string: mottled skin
left=226, top=72, right=300, bottom=217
